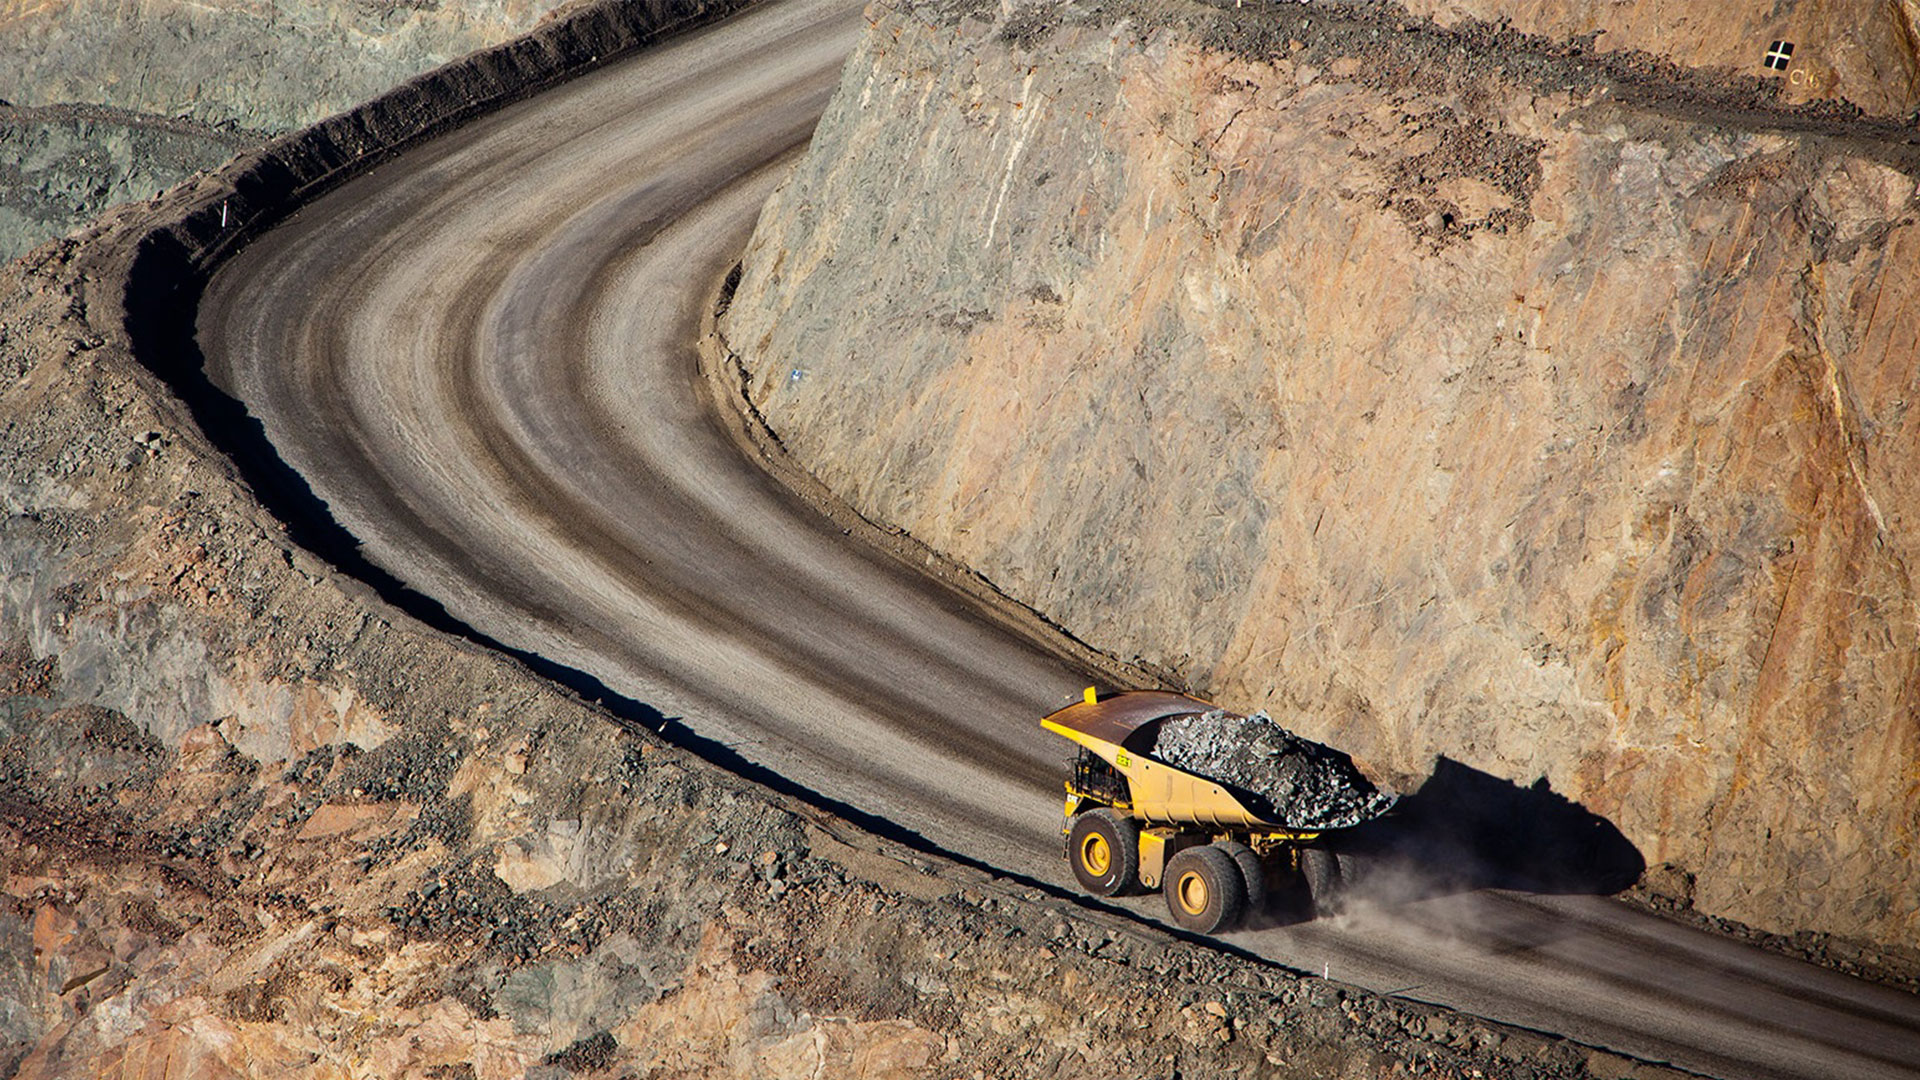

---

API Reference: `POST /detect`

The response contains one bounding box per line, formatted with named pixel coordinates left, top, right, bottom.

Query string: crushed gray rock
left=1154, top=709, right=1396, bottom=830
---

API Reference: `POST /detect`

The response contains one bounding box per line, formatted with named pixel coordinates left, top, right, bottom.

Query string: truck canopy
left=1041, top=690, right=1207, bottom=753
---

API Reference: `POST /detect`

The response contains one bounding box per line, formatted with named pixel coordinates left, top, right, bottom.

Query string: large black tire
left=1300, top=846, right=1343, bottom=918
left=1216, top=840, right=1268, bottom=919
left=1068, top=808, right=1140, bottom=897
left=1335, top=850, right=1366, bottom=894
left=1163, top=845, right=1248, bottom=933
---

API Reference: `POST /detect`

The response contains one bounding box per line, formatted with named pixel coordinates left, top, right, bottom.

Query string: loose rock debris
left=1155, top=709, right=1397, bottom=830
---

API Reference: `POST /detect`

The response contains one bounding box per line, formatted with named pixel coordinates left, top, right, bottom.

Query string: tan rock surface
left=723, top=0, right=1920, bottom=945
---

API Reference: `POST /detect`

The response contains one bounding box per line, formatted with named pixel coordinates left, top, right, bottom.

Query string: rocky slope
left=0, top=1, right=1684, bottom=1075
left=0, top=0, right=577, bottom=262
left=0, top=105, right=254, bottom=265
left=720, top=0, right=1920, bottom=948
left=1403, top=0, right=1920, bottom=117
left=0, top=0, right=584, bottom=132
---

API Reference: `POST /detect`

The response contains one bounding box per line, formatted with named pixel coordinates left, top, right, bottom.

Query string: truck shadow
left=1324, top=755, right=1645, bottom=909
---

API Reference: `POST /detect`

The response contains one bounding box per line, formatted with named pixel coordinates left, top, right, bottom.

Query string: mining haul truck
left=1042, top=689, right=1381, bottom=934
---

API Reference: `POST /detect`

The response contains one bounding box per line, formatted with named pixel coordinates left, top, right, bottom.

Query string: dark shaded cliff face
left=721, top=0, right=1920, bottom=947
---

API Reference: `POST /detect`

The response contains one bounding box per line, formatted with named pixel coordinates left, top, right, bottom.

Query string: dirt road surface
left=196, top=1, right=1920, bottom=1075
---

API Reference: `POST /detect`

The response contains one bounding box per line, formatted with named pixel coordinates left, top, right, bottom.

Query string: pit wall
left=0, top=0, right=1656, bottom=1076
left=721, top=0, right=1920, bottom=946
left=0, top=106, right=255, bottom=264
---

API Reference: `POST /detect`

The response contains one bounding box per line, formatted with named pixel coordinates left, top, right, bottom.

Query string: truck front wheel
left=1163, top=845, right=1247, bottom=933
left=1068, top=808, right=1140, bottom=897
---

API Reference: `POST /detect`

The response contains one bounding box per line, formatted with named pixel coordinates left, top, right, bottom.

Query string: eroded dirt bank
left=720, top=0, right=1920, bottom=949
left=0, top=0, right=1681, bottom=1075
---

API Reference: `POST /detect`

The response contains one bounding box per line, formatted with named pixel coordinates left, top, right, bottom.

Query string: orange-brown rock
left=723, top=0, right=1920, bottom=945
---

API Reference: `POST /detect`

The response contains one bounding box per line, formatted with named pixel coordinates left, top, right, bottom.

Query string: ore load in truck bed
left=1153, top=709, right=1397, bottom=830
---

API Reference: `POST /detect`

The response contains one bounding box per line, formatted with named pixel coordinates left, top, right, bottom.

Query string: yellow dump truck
left=1041, top=688, right=1355, bottom=933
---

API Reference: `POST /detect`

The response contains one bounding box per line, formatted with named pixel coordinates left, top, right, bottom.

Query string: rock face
left=0, top=3, right=1641, bottom=1076
left=721, top=0, right=1920, bottom=946
left=0, top=0, right=576, bottom=133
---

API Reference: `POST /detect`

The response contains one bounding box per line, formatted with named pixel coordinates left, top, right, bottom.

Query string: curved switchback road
left=197, top=1, right=1920, bottom=1076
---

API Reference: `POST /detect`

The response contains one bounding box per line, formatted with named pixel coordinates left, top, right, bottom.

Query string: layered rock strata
left=721, top=0, right=1920, bottom=946
left=0, top=1, right=1666, bottom=1075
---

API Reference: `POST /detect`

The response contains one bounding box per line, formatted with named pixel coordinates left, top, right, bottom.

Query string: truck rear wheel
left=1163, top=845, right=1247, bottom=933
left=1301, top=847, right=1343, bottom=918
left=1068, top=808, right=1140, bottom=897
left=1217, top=840, right=1268, bottom=919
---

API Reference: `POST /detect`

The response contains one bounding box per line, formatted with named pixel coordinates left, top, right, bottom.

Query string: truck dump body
left=1041, top=692, right=1395, bottom=832
left=1041, top=692, right=1290, bottom=831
